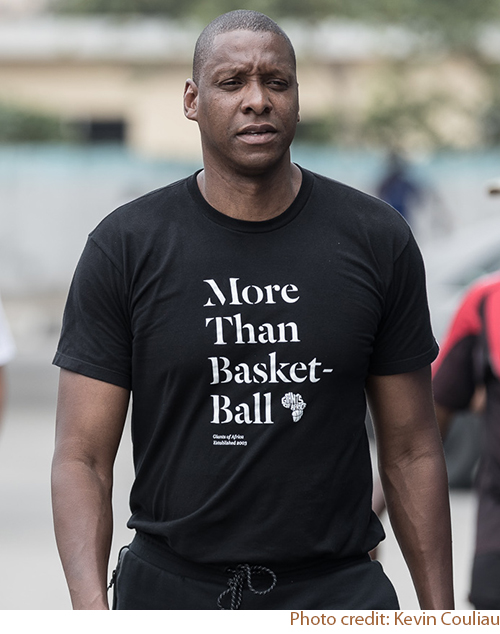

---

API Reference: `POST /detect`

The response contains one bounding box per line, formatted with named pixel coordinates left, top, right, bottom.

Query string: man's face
left=184, top=30, right=300, bottom=176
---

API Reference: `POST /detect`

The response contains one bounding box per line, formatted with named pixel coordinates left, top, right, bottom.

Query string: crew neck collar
left=187, top=166, right=313, bottom=233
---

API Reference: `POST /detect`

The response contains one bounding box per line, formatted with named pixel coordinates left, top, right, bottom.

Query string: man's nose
left=241, top=81, right=272, bottom=114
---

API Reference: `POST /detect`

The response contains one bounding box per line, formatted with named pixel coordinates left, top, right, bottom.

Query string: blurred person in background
left=376, top=151, right=423, bottom=226
left=433, top=177, right=500, bottom=609
left=51, top=10, right=453, bottom=611
left=0, top=292, right=16, bottom=428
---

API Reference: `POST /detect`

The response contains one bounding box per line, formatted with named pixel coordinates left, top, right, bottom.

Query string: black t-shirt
left=54, top=167, right=438, bottom=568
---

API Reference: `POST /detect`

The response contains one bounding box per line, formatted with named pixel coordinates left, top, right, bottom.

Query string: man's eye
left=268, top=80, right=288, bottom=88
left=220, top=79, right=241, bottom=88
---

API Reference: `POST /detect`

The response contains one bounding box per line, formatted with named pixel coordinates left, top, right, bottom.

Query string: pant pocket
left=109, top=545, right=130, bottom=610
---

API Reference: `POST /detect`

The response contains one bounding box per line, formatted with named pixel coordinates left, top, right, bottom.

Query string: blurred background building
left=1, top=1, right=500, bottom=301
left=1, top=0, right=500, bottom=610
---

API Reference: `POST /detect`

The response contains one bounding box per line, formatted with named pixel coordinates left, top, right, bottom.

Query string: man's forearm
left=381, top=447, right=454, bottom=609
left=367, top=368, right=454, bottom=608
left=52, top=459, right=114, bottom=610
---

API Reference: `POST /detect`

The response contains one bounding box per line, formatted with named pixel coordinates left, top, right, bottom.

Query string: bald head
left=192, top=10, right=296, bottom=85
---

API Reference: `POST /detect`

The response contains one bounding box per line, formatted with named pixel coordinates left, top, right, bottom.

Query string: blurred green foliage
left=0, top=104, right=78, bottom=143
left=481, top=66, right=500, bottom=146
left=361, top=86, right=459, bottom=151
left=53, top=0, right=500, bottom=50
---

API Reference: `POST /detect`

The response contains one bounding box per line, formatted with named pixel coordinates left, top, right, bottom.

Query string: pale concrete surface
left=0, top=378, right=135, bottom=609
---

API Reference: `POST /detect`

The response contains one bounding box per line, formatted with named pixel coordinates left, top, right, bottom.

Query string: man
left=433, top=182, right=500, bottom=609
left=51, top=10, right=453, bottom=610
left=0, top=293, right=15, bottom=428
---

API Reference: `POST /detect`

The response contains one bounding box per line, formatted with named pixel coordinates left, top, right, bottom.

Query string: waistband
left=129, top=531, right=371, bottom=584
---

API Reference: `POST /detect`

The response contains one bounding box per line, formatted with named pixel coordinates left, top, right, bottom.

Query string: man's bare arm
left=366, top=366, right=454, bottom=609
left=51, top=369, right=130, bottom=610
left=372, top=401, right=455, bottom=520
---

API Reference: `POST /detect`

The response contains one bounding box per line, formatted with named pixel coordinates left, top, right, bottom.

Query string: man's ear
left=184, top=79, right=199, bottom=121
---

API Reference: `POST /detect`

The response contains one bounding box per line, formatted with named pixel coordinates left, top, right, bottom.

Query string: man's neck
left=197, top=161, right=302, bottom=222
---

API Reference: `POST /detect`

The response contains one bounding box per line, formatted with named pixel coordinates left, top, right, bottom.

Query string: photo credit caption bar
left=290, top=611, right=500, bottom=627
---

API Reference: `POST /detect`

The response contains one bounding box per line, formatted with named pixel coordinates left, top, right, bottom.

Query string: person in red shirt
left=433, top=178, right=500, bottom=609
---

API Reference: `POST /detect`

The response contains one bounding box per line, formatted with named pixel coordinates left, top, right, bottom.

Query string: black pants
left=470, top=552, right=500, bottom=609
left=111, top=532, right=400, bottom=610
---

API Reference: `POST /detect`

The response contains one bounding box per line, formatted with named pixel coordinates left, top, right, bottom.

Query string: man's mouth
left=237, top=125, right=277, bottom=143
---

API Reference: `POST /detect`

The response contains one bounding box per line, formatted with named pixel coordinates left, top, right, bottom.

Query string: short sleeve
left=0, top=295, right=15, bottom=366
left=53, top=236, right=132, bottom=389
left=369, top=232, right=438, bottom=375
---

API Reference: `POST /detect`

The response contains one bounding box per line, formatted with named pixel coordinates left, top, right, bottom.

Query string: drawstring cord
left=217, top=564, right=277, bottom=610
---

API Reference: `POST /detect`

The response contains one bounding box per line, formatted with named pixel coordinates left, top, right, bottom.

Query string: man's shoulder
left=82, top=174, right=197, bottom=265
left=94, top=174, right=193, bottom=234
left=307, top=168, right=407, bottom=217
left=305, top=167, right=411, bottom=242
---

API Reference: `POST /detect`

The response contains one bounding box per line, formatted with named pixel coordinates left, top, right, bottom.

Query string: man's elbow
left=51, top=447, right=114, bottom=495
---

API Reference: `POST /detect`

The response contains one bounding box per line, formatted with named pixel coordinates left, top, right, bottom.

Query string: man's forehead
left=207, top=29, right=295, bottom=70
left=212, top=29, right=279, bottom=46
